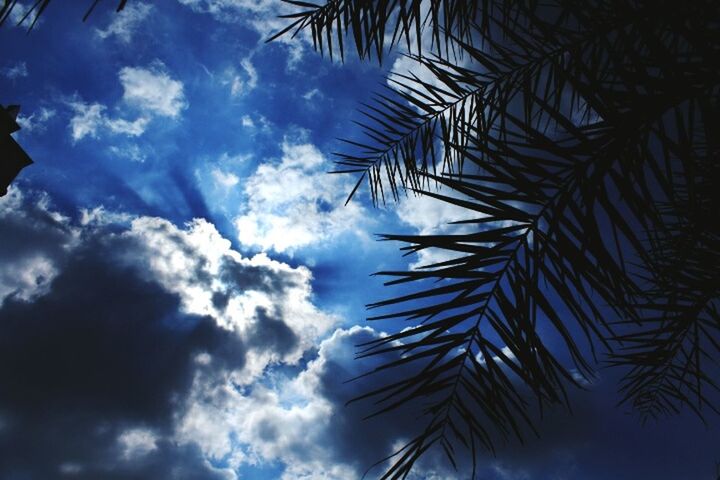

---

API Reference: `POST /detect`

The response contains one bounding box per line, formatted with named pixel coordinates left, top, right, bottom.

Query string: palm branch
left=275, top=0, right=720, bottom=477
left=0, top=0, right=126, bottom=29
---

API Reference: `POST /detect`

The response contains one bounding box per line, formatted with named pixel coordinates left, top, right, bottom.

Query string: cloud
left=119, top=215, right=337, bottom=382
left=0, top=207, right=234, bottom=478
left=240, top=114, right=271, bottom=132
left=234, top=140, right=368, bottom=253
left=15, top=106, right=56, bottom=134
left=95, top=2, right=153, bottom=43
left=0, top=189, right=715, bottom=479
left=108, top=143, right=148, bottom=162
left=176, top=0, right=307, bottom=65
left=3, top=2, right=38, bottom=28
left=241, top=115, right=255, bottom=128
left=119, top=62, right=188, bottom=118
left=68, top=100, right=150, bottom=141
left=175, top=326, right=419, bottom=479
left=394, top=190, right=478, bottom=268
left=1, top=61, right=28, bottom=79
left=222, top=58, right=258, bottom=97
left=68, top=62, right=185, bottom=141
left=105, top=115, right=151, bottom=135
left=0, top=188, right=335, bottom=478
left=212, top=168, right=240, bottom=188
left=118, top=428, right=159, bottom=460
left=0, top=189, right=415, bottom=479
left=0, top=188, right=79, bottom=305
left=302, top=88, right=322, bottom=102
left=176, top=0, right=287, bottom=30
left=68, top=101, right=107, bottom=141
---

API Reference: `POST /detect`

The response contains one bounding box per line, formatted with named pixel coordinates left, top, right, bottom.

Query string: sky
left=0, top=1, right=718, bottom=479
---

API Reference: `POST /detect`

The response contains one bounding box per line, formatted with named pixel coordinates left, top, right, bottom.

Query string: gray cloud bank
left=0, top=188, right=715, bottom=480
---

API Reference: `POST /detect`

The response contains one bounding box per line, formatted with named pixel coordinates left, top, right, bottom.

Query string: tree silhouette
left=0, top=0, right=125, bottom=29
left=274, top=0, right=720, bottom=477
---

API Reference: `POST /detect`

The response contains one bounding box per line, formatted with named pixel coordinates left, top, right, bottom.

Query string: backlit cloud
left=119, top=62, right=188, bottom=118
left=0, top=188, right=341, bottom=478
left=68, top=62, right=185, bottom=141
left=95, top=2, right=153, bottom=43
left=234, top=140, right=368, bottom=253
left=176, top=0, right=307, bottom=65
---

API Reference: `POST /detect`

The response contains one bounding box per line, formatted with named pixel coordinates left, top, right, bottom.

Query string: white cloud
left=4, top=3, right=37, bottom=28
left=222, top=58, right=258, bottom=97
left=1, top=188, right=364, bottom=477
left=176, top=0, right=286, bottom=27
left=234, top=140, right=368, bottom=253
left=95, top=3, right=153, bottom=43
left=106, top=116, right=151, bottom=136
left=175, top=326, right=373, bottom=479
left=396, top=192, right=472, bottom=235
left=240, top=114, right=271, bottom=132
left=120, top=216, right=337, bottom=382
left=68, top=102, right=106, bottom=141
left=302, top=88, right=322, bottom=102
left=176, top=0, right=307, bottom=65
left=68, top=62, right=185, bottom=142
left=79, top=205, right=134, bottom=227
left=211, top=169, right=240, bottom=189
left=119, top=62, right=188, bottom=118
left=107, top=144, right=147, bottom=163
left=16, top=107, right=55, bottom=134
left=118, top=428, right=159, bottom=459
left=68, top=101, right=149, bottom=142
left=1, top=61, right=28, bottom=79
left=491, top=463, right=532, bottom=480
left=0, top=189, right=79, bottom=304
left=241, top=115, right=255, bottom=128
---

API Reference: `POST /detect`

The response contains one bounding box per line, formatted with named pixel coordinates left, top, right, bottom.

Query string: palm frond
left=331, top=0, right=710, bottom=204
left=322, top=1, right=720, bottom=476
left=267, top=0, right=489, bottom=62
left=609, top=120, right=720, bottom=421
left=0, top=0, right=125, bottom=29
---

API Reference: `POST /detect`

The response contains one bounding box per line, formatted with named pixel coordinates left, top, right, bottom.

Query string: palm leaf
left=0, top=0, right=126, bottom=29
left=272, top=1, right=720, bottom=476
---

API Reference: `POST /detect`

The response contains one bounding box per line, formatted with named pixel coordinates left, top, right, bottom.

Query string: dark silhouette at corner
left=0, top=104, right=33, bottom=196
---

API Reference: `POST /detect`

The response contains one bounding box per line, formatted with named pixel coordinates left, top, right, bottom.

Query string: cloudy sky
left=0, top=2, right=717, bottom=479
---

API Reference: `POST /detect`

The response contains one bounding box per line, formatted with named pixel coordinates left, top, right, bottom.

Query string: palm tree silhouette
left=0, top=0, right=126, bottom=29
left=273, top=0, right=720, bottom=477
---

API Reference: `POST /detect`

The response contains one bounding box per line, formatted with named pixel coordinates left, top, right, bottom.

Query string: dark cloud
left=0, top=236, right=242, bottom=478
left=0, top=193, right=249, bottom=478
left=0, top=190, right=77, bottom=302
left=218, top=260, right=300, bottom=296
left=0, top=189, right=344, bottom=479
left=247, top=307, right=298, bottom=354
left=1, top=190, right=716, bottom=480
left=296, top=327, right=430, bottom=475
left=298, top=328, right=720, bottom=480
left=0, top=199, right=72, bottom=264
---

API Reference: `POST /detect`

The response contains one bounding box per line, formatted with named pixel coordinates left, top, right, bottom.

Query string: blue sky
left=0, top=2, right=718, bottom=479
